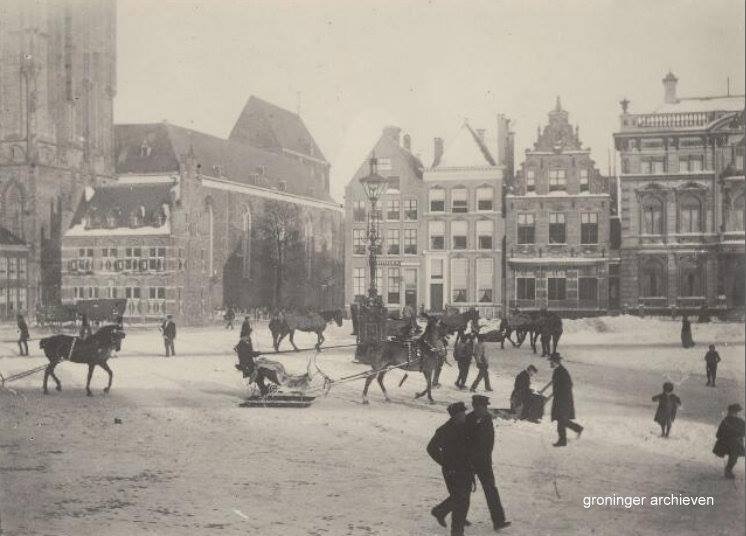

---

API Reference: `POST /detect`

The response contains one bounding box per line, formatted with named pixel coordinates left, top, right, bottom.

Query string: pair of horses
left=38, top=325, right=126, bottom=396
left=499, top=310, right=563, bottom=356
left=269, top=309, right=344, bottom=352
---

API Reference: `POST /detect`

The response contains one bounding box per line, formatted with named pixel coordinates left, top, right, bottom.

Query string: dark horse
left=269, top=309, right=344, bottom=351
left=538, top=310, right=563, bottom=356
left=360, top=315, right=446, bottom=404
left=39, top=325, right=126, bottom=396
left=503, top=311, right=542, bottom=349
left=436, top=306, right=480, bottom=336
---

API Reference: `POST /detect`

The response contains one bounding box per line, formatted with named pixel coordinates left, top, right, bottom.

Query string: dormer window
left=526, top=169, right=536, bottom=192
left=139, top=140, right=152, bottom=157
left=579, top=169, right=589, bottom=192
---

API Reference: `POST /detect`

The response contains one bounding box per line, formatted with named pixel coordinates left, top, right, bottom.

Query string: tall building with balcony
left=422, top=121, right=507, bottom=318
left=344, top=127, right=426, bottom=311
left=614, top=73, right=745, bottom=313
left=506, top=99, right=618, bottom=315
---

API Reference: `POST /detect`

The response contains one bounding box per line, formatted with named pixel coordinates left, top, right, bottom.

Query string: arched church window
left=640, top=258, right=665, bottom=297
left=641, top=196, right=664, bottom=235
left=1, top=183, right=25, bottom=239
left=679, top=195, right=702, bottom=233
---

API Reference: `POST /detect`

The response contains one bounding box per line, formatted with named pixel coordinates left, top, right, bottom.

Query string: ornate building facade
left=614, top=73, right=745, bottom=313
left=506, top=99, right=618, bottom=314
left=0, top=0, right=116, bottom=312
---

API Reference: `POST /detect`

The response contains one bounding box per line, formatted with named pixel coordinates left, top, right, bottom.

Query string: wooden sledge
left=239, top=393, right=317, bottom=408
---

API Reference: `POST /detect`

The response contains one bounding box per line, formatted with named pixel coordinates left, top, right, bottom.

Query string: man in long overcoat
left=427, top=402, right=473, bottom=536
left=714, top=403, right=745, bottom=479
left=240, top=316, right=253, bottom=339
left=161, top=315, right=176, bottom=357
left=549, top=353, right=583, bottom=446
left=465, top=395, right=511, bottom=531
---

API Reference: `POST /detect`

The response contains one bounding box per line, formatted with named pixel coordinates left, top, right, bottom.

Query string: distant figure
left=713, top=403, right=745, bottom=479
left=498, top=315, right=510, bottom=350
left=16, top=314, right=29, bottom=356
left=697, top=304, right=711, bottom=323
left=681, top=315, right=694, bottom=348
left=511, top=365, right=542, bottom=421
left=240, top=316, right=253, bottom=339
left=79, top=314, right=92, bottom=340
left=427, top=401, right=472, bottom=536
left=470, top=333, right=492, bottom=392
left=402, top=303, right=421, bottom=334
left=652, top=382, right=681, bottom=438
left=224, top=307, right=235, bottom=330
left=161, top=314, right=176, bottom=357
left=453, top=330, right=474, bottom=390
left=549, top=353, right=583, bottom=447
left=705, top=344, right=721, bottom=387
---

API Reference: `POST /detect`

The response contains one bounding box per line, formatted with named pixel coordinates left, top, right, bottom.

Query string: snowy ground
left=0, top=316, right=743, bottom=536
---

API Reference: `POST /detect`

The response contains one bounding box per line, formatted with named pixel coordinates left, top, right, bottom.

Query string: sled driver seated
left=234, top=334, right=261, bottom=383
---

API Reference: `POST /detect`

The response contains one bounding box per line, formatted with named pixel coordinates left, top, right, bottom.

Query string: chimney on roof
left=433, top=137, right=444, bottom=167
left=383, top=126, right=401, bottom=146
left=476, top=129, right=486, bottom=143
left=663, top=71, right=678, bottom=104
left=403, top=134, right=411, bottom=152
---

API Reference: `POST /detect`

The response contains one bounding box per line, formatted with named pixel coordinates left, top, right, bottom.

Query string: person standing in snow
left=713, top=403, right=745, bottom=479
left=240, top=315, right=253, bottom=340
left=680, top=315, right=694, bottom=348
left=16, top=314, right=30, bottom=356
left=549, top=353, right=583, bottom=446
left=453, top=330, right=474, bottom=390
left=470, top=333, right=492, bottom=392
left=704, top=344, right=721, bottom=387
left=161, top=314, right=176, bottom=357
left=652, top=382, right=681, bottom=438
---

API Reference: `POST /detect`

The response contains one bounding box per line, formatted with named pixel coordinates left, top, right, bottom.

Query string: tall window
left=451, top=221, right=467, bottom=250
left=549, top=169, right=566, bottom=191
left=640, top=258, right=665, bottom=297
left=451, top=189, right=468, bottom=213
left=429, top=188, right=445, bottom=212
left=403, top=229, right=417, bottom=254
left=386, top=198, right=400, bottom=221
left=517, top=214, right=535, bottom=244
left=578, top=277, right=598, bottom=301
left=476, top=220, right=493, bottom=250
left=642, top=197, right=664, bottom=235
left=516, top=277, right=536, bottom=300
left=679, top=196, right=702, bottom=233
left=680, top=155, right=703, bottom=172
left=353, top=268, right=366, bottom=297
left=581, top=213, right=598, bottom=244
left=242, top=208, right=252, bottom=277
left=477, top=187, right=493, bottom=210
left=352, top=229, right=366, bottom=255
left=526, top=169, right=536, bottom=192
left=387, top=267, right=401, bottom=304
left=1, top=183, right=25, bottom=239
left=729, top=194, right=745, bottom=231
left=476, top=258, right=493, bottom=302
left=148, top=247, right=166, bottom=271
left=353, top=200, right=366, bottom=222
left=387, top=229, right=400, bottom=255
left=429, top=221, right=445, bottom=250
left=579, top=169, right=589, bottom=192
left=549, top=213, right=566, bottom=243
left=431, top=258, right=443, bottom=279
left=404, top=199, right=418, bottom=220
left=451, top=258, right=467, bottom=303
left=642, top=158, right=665, bottom=174
left=679, top=257, right=703, bottom=297
left=548, top=278, right=567, bottom=301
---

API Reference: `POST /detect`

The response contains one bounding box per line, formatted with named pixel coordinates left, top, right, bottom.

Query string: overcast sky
left=115, top=0, right=745, bottom=201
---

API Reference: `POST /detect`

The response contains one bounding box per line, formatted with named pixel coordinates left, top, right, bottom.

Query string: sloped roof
left=114, top=123, right=335, bottom=203
left=229, top=96, right=327, bottom=162
left=0, top=227, right=26, bottom=246
left=436, top=122, right=496, bottom=168
left=654, top=95, right=745, bottom=114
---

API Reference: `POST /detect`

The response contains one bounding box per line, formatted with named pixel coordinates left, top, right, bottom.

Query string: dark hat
left=447, top=401, right=467, bottom=417
left=472, top=394, right=490, bottom=407
left=728, top=403, right=743, bottom=413
left=548, top=352, right=562, bottom=362
left=662, top=382, right=674, bottom=393
left=527, top=365, right=538, bottom=373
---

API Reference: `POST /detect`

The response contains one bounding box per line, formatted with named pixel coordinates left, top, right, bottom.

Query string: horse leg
left=362, top=373, right=376, bottom=404
left=553, top=332, right=561, bottom=355
left=377, top=371, right=390, bottom=402
left=289, top=330, right=299, bottom=352
left=85, top=363, right=95, bottom=396
left=314, top=330, right=323, bottom=351
left=100, top=361, right=113, bottom=393
left=43, top=362, right=61, bottom=394
left=415, top=368, right=434, bottom=403
left=50, top=364, right=62, bottom=392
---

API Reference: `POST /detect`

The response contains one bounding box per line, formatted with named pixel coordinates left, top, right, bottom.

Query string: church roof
left=436, top=122, right=496, bottom=169
left=229, top=96, right=327, bottom=163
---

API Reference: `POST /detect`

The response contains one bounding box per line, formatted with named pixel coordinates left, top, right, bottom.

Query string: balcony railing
left=622, top=111, right=729, bottom=129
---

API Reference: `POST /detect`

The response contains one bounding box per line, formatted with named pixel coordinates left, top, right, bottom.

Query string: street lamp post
left=359, top=156, right=387, bottom=305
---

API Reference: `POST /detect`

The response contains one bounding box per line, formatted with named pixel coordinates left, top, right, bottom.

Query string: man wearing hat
left=161, top=314, right=177, bottom=357
left=465, top=395, right=511, bottom=531
left=549, top=353, right=583, bottom=446
left=427, top=401, right=473, bottom=536
left=713, top=403, right=745, bottom=479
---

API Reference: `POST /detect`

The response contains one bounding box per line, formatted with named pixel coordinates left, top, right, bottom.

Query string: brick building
left=62, top=98, right=344, bottom=324
left=614, top=73, right=745, bottom=313
left=506, top=99, right=618, bottom=314
left=0, top=0, right=116, bottom=312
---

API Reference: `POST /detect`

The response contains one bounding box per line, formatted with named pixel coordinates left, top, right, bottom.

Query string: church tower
left=0, top=0, right=116, bottom=308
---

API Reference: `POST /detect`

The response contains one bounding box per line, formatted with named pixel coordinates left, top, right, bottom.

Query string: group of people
left=452, top=330, right=491, bottom=393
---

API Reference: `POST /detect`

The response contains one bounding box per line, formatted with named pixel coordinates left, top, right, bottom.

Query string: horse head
left=94, top=325, right=126, bottom=352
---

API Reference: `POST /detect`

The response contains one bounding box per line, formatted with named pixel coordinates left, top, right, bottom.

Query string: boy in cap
left=427, top=402, right=473, bottom=536
left=465, top=395, right=511, bottom=531
left=549, top=353, right=583, bottom=447
left=713, top=403, right=745, bottom=479
left=704, top=344, right=721, bottom=387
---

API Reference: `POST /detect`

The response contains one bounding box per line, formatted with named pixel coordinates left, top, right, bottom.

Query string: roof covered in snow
left=653, top=95, right=745, bottom=114
left=435, top=122, right=496, bottom=169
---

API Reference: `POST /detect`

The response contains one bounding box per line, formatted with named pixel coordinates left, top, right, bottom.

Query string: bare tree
left=258, top=200, right=300, bottom=308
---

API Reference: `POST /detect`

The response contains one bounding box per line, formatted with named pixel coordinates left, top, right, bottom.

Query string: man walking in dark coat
left=549, top=353, right=583, bottom=447
left=465, top=395, right=511, bottom=531
left=161, top=315, right=176, bottom=357
left=16, top=314, right=29, bottom=356
left=705, top=344, right=721, bottom=387
left=470, top=333, right=492, bottom=392
left=224, top=307, right=235, bottom=330
left=240, top=316, right=253, bottom=340
left=453, top=330, right=474, bottom=389
left=713, top=403, right=745, bottom=479
left=428, top=402, right=473, bottom=536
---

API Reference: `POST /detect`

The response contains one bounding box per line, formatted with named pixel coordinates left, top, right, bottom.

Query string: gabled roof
left=532, top=97, right=584, bottom=152
left=436, top=122, right=496, bottom=168
left=229, top=96, right=327, bottom=163
left=0, top=227, right=26, bottom=246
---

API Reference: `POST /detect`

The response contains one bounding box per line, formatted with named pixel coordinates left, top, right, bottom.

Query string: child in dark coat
left=713, top=403, right=745, bottom=479
left=652, top=382, right=681, bottom=438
